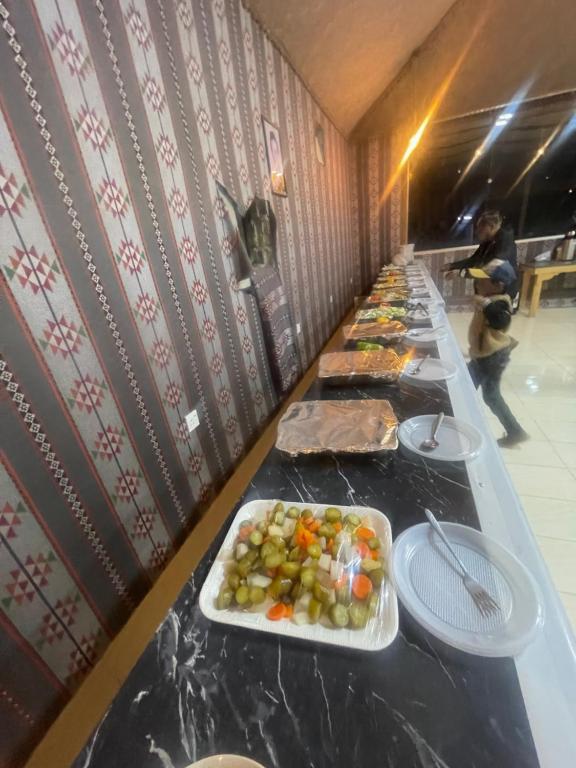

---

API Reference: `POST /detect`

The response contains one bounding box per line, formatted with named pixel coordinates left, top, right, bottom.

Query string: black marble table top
left=74, top=332, right=539, bottom=768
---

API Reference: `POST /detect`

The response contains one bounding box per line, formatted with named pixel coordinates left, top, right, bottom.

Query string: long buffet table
left=63, top=267, right=575, bottom=768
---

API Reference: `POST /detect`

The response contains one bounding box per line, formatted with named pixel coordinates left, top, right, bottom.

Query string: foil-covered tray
left=276, top=400, right=398, bottom=455
left=318, top=349, right=404, bottom=384
left=343, top=320, right=407, bottom=342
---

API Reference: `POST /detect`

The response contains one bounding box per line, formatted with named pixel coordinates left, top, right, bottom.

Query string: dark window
left=408, top=92, right=576, bottom=249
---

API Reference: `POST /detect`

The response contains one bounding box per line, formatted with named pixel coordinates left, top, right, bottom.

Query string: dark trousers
left=468, top=350, right=524, bottom=437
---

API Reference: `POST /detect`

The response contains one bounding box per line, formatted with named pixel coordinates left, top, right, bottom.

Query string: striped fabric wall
left=0, top=1, right=357, bottom=764
left=355, top=136, right=405, bottom=289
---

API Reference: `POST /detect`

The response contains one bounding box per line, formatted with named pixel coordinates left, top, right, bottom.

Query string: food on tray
left=344, top=320, right=407, bottom=341
left=372, top=289, right=409, bottom=301
left=356, top=306, right=406, bottom=321
left=356, top=340, right=384, bottom=350
left=215, top=502, right=387, bottom=629
left=318, top=349, right=403, bottom=382
left=276, top=399, right=399, bottom=454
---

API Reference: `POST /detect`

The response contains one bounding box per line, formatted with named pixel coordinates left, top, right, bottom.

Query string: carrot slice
left=356, top=541, right=370, bottom=559
left=356, top=526, right=375, bottom=541
left=352, top=574, right=373, bottom=600
left=284, top=604, right=294, bottom=619
left=267, top=603, right=287, bottom=621
left=309, top=519, right=322, bottom=533
left=333, top=521, right=343, bottom=533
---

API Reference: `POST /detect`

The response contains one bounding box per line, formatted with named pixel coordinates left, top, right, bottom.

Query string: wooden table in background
left=519, top=260, right=576, bottom=316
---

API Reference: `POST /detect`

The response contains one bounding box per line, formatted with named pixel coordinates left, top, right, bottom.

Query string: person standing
left=467, top=262, right=528, bottom=447
left=444, top=210, right=519, bottom=307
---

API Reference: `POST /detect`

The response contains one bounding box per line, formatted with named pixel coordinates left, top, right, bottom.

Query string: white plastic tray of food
left=199, top=500, right=399, bottom=652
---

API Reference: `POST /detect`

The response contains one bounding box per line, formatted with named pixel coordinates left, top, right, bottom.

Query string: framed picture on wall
left=262, top=117, right=287, bottom=196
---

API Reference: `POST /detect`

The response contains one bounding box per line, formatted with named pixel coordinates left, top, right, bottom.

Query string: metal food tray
left=276, top=399, right=399, bottom=455
left=343, top=320, right=407, bottom=343
left=318, top=349, right=404, bottom=384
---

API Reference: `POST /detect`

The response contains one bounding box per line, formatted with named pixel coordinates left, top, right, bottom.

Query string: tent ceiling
left=244, top=0, right=456, bottom=136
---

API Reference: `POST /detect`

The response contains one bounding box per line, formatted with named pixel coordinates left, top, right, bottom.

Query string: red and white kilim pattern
left=0, top=502, right=24, bottom=540
left=4, top=569, right=35, bottom=607
left=202, top=318, right=217, bottom=341
left=6, top=246, right=59, bottom=294
left=177, top=1, right=194, bottom=30
left=116, top=239, right=144, bottom=275
left=125, top=4, right=152, bottom=50
left=225, top=416, right=238, bottom=434
left=134, top=292, right=159, bottom=324
left=69, top=374, right=108, bottom=413
left=114, top=470, right=141, bottom=502
left=168, top=187, right=188, bottom=218
left=162, top=382, right=183, bottom=408
left=41, top=316, right=85, bottom=359
left=0, top=166, right=28, bottom=217
left=75, top=106, right=111, bottom=152
left=156, top=134, right=178, bottom=168
left=218, top=388, right=231, bottom=406
left=190, top=279, right=208, bottom=305
left=206, top=154, right=220, bottom=179
left=93, top=426, right=125, bottom=462
left=48, top=23, right=90, bottom=79
left=97, top=178, right=129, bottom=219
left=179, top=236, right=198, bottom=265
left=131, top=508, right=156, bottom=540
left=236, top=306, right=247, bottom=324
left=141, top=74, right=166, bottom=113
left=241, top=335, right=253, bottom=354
left=149, top=339, right=173, bottom=369
left=186, top=53, right=203, bottom=83
left=187, top=453, right=203, bottom=475
left=210, top=354, right=224, bottom=375
left=54, top=593, right=81, bottom=627
left=197, top=107, right=211, bottom=134
left=38, top=611, right=65, bottom=647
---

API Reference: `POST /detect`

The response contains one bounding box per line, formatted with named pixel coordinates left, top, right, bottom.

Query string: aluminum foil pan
left=276, top=400, right=399, bottom=455
left=318, top=349, right=404, bottom=384
left=343, top=320, right=407, bottom=342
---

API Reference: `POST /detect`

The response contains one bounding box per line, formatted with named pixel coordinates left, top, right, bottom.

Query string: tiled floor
left=448, top=307, right=576, bottom=632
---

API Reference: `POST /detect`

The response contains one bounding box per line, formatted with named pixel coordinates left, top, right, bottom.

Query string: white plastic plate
left=398, top=414, right=483, bottom=461
left=391, top=522, right=543, bottom=657
left=199, top=500, right=399, bottom=652
left=186, top=757, right=265, bottom=768
left=405, top=326, right=448, bottom=346
left=403, top=357, right=458, bottom=383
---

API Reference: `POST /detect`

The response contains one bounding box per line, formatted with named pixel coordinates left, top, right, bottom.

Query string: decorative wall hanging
left=262, top=117, right=287, bottom=196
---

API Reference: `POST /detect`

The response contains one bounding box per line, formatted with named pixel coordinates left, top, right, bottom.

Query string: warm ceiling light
left=487, top=177, right=493, bottom=184
left=569, top=189, right=574, bottom=194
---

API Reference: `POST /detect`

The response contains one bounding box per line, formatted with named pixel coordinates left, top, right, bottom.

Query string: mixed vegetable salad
left=215, top=502, right=387, bottom=629
left=356, top=307, right=407, bottom=321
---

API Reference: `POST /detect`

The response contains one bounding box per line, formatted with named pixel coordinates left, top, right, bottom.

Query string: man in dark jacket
left=443, top=211, right=519, bottom=303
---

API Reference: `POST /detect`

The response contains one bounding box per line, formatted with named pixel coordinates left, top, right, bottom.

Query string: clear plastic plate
left=402, top=357, right=458, bottom=383
left=391, top=522, right=544, bottom=656
left=398, top=414, right=483, bottom=461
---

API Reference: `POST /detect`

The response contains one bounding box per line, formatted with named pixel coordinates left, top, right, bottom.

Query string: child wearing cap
left=467, top=260, right=529, bottom=447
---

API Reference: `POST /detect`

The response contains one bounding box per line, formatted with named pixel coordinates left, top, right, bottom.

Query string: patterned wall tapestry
left=0, top=1, right=357, bottom=764
left=355, top=135, right=406, bottom=289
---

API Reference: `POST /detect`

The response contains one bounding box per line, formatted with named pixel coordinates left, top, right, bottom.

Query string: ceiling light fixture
left=487, top=177, right=493, bottom=184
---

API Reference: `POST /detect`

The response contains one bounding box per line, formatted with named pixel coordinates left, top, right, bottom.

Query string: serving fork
left=424, top=508, right=501, bottom=618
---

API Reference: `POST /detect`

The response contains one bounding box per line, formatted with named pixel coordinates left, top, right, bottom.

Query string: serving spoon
left=419, top=411, right=444, bottom=451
